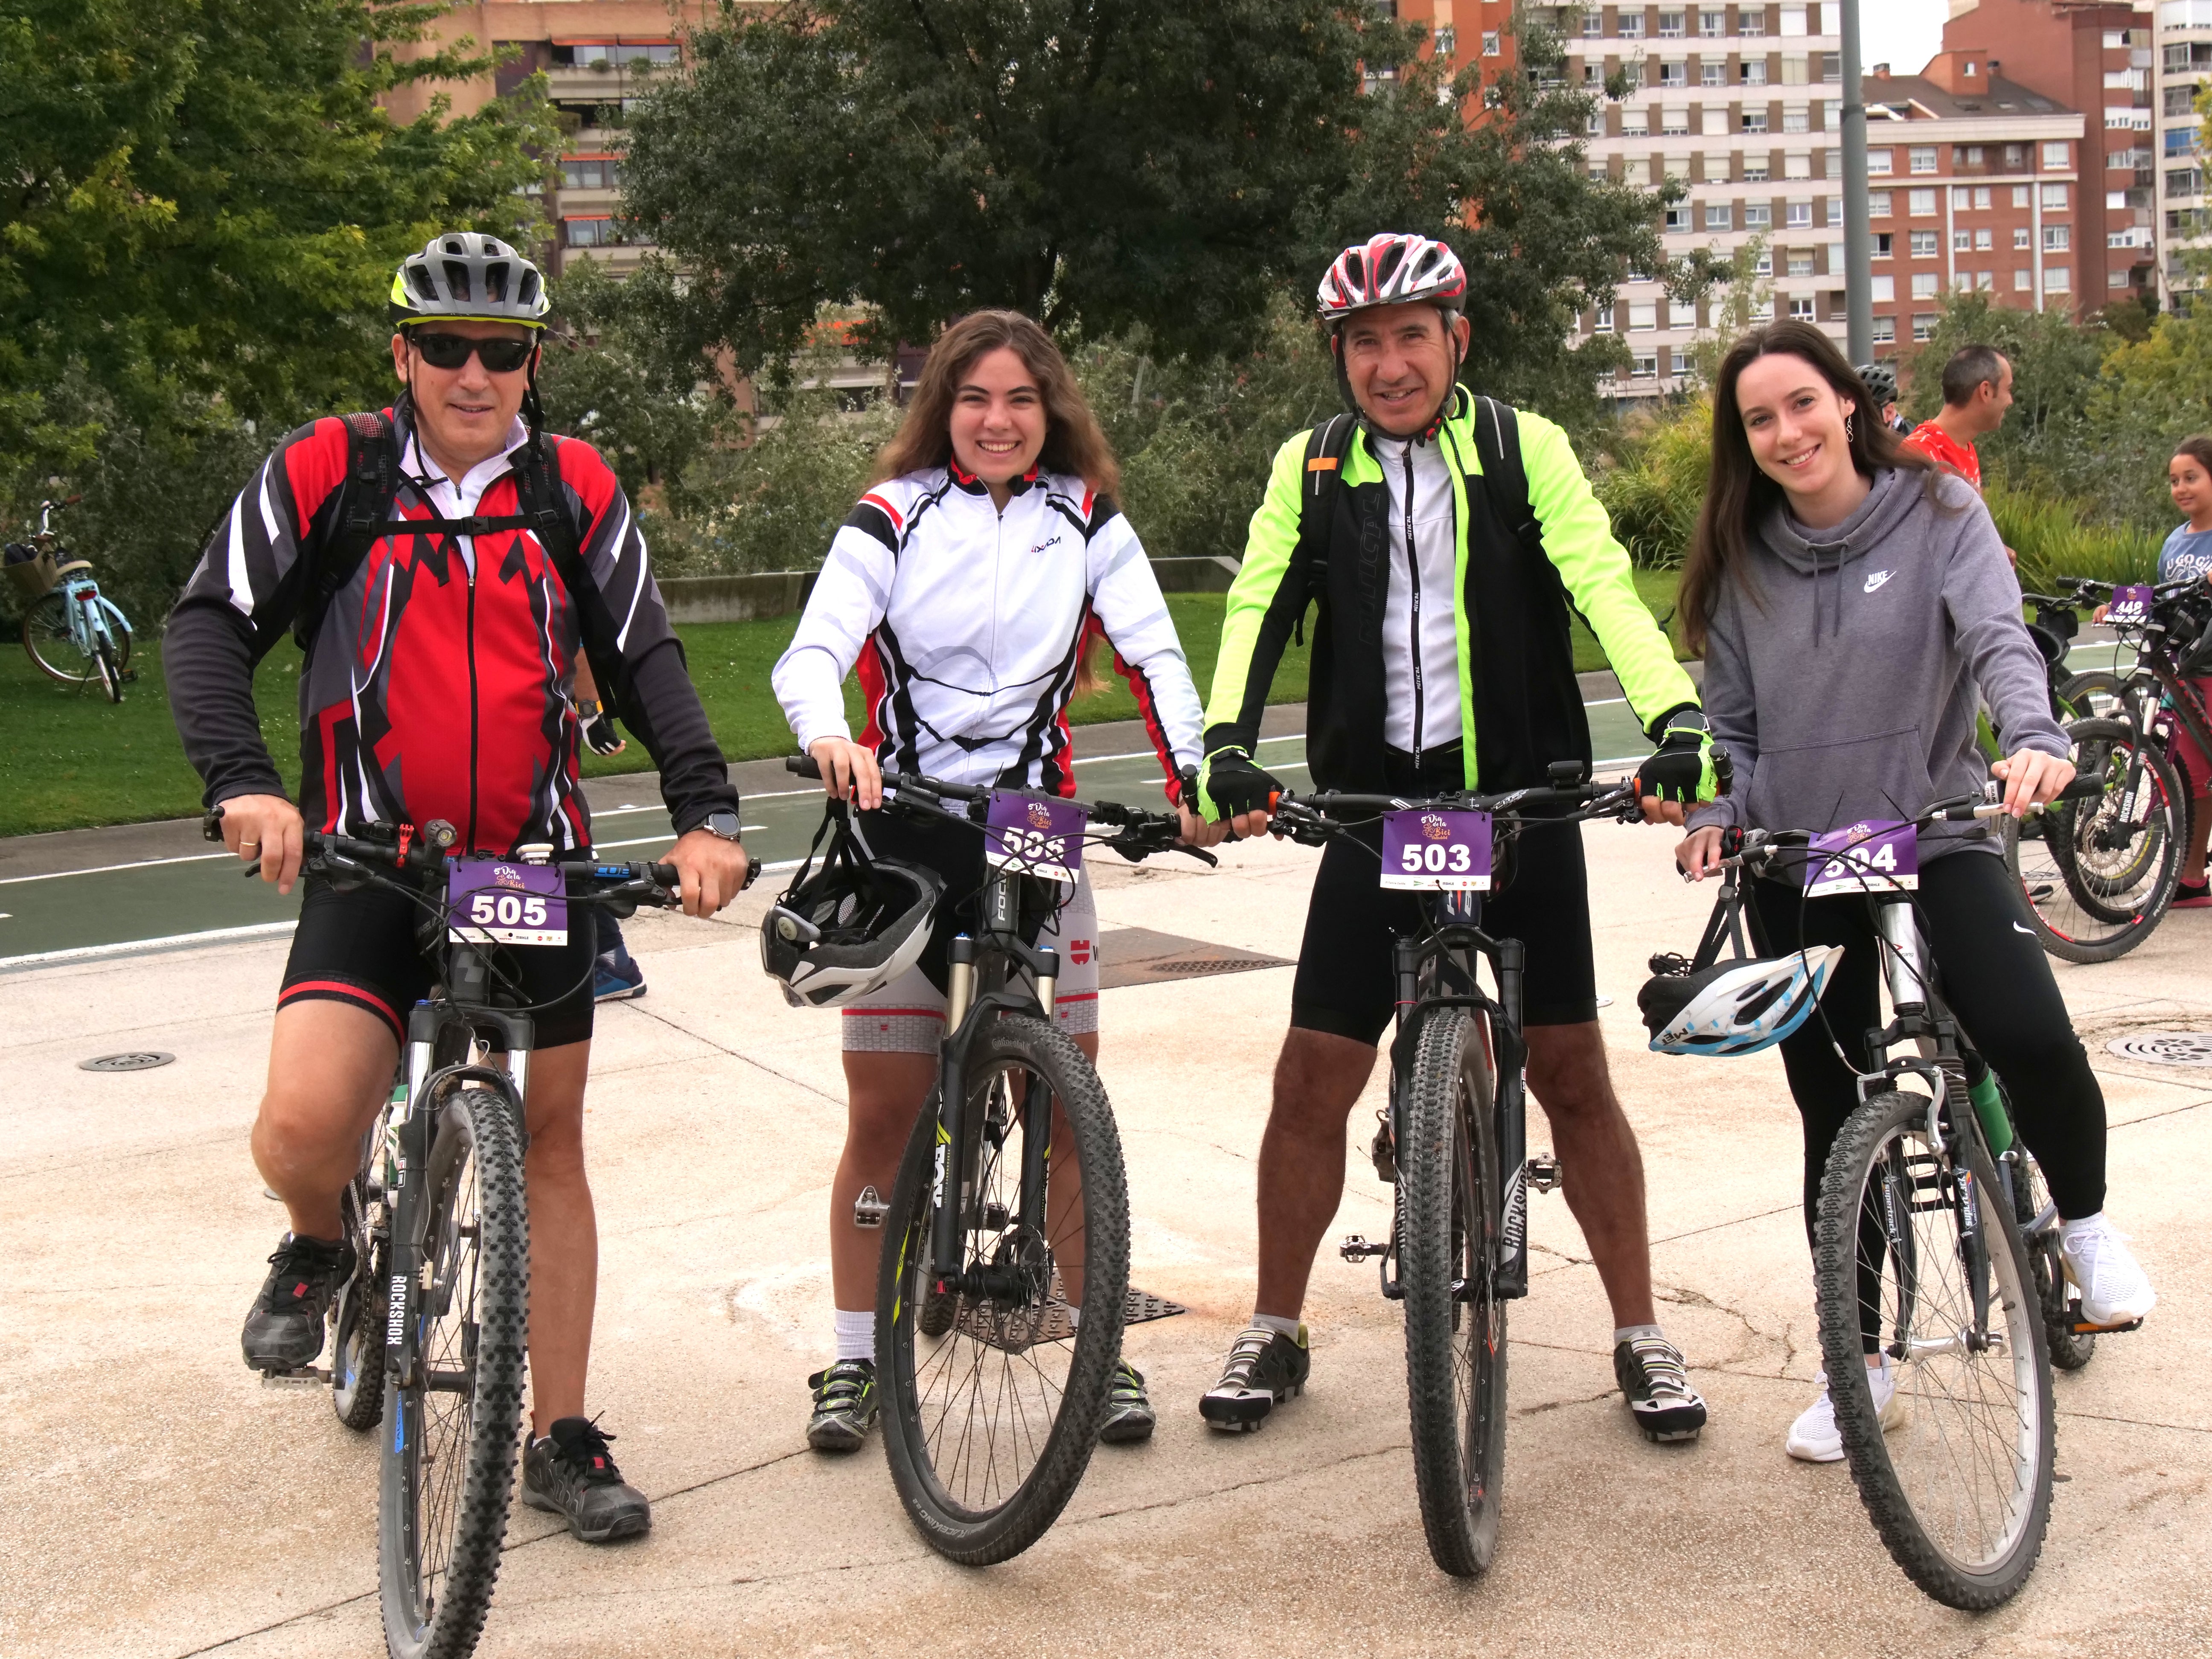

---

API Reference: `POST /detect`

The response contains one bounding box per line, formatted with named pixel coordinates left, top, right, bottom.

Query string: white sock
left=1252, top=1312, right=1302, bottom=1341
left=1613, top=1323, right=1666, bottom=1345
left=833, top=1308, right=874, bottom=1362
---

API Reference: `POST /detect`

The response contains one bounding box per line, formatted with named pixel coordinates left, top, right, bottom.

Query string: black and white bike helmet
left=760, top=810, right=943, bottom=1008
left=1637, top=946, right=1845, bottom=1057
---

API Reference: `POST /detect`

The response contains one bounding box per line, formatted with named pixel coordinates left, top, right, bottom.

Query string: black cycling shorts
left=1290, top=745, right=1599, bottom=1047
left=277, top=875, right=596, bottom=1051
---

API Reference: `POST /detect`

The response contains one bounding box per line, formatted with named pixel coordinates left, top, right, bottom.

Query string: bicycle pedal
left=2065, top=1299, right=2143, bottom=1335
left=1339, top=1234, right=1388, bottom=1261
left=1525, top=1155, right=1563, bottom=1193
left=851, top=1185, right=888, bottom=1229
left=258, top=1365, right=331, bottom=1387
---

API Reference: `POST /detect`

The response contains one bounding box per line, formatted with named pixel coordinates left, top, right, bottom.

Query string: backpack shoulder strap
left=507, top=437, right=590, bottom=598
left=293, top=412, right=398, bottom=648
left=1288, top=414, right=1357, bottom=643
left=1473, top=394, right=1544, bottom=558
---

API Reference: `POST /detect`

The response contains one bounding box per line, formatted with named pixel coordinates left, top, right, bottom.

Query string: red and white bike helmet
left=1316, top=233, right=1468, bottom=323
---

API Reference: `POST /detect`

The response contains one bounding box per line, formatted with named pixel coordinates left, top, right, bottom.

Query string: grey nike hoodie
left=1685, top=466, right=2066, bottom=860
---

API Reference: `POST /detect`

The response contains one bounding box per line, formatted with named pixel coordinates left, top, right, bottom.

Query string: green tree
left=2081, top=305, right=2212, bottom=531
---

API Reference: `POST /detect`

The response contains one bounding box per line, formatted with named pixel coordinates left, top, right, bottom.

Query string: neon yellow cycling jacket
left=1203, top=388, right=1697, bottom=794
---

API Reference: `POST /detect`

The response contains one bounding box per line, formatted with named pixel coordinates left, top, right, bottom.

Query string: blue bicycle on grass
left=4, top=496, right=135, bottom=703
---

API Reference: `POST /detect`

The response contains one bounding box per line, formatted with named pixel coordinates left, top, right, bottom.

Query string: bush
left=1985, top=478, right=2160, bottom=592
left=1592, top=395, right=1711, bottom=569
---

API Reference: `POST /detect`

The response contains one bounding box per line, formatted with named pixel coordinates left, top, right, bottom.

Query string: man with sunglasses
left=166, top=233, right=748, bottom=1543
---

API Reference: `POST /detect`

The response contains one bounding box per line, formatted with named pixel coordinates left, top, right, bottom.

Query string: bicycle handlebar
left=202, top=807, right=679, bottom=899
left=1706, top=775, right=2105, bottom=873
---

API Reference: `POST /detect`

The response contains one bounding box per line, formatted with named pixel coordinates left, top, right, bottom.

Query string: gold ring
left=239, top=841, right=261, bottom=853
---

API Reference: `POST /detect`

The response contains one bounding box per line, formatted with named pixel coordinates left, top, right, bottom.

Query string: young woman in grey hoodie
left=1672, top=321, right=2156, bottom=1463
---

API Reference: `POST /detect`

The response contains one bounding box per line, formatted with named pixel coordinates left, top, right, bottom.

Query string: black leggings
left=1750, top=848, right=2108, bottom=1249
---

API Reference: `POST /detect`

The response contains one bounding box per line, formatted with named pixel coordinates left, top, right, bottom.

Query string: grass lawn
left=0, top=575, right=1681, bottom=837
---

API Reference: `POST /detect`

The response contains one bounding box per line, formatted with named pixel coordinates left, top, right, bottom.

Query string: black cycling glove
left=579, top=702, right=626, bottom=757
left=1635, top=708, right=1717, bottom=807
left=1196, top=747, right=1283, bottom=823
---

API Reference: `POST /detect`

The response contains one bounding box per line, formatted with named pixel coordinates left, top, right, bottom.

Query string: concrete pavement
left=4, top=811, right=2207, bottom=1658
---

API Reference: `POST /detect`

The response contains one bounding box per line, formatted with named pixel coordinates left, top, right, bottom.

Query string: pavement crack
left=1063, top=1441, right=1406, bottom=1528
left=623, top=1003, right=843, bottom=1104
left=1514, top=1386, right=1615, bottom=1418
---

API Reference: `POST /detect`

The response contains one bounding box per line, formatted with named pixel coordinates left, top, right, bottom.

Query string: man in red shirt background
left=1903, top=343, right=2013, bottom=490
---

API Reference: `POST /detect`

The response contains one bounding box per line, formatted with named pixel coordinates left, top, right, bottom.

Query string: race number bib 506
left=1804, top=820, right=1918, bottom=898
left=1380, top=809, right=1493, bottom=891
left=447, top=859, right=568, bottom=946
left=984, top=792, right=1090, bottom=886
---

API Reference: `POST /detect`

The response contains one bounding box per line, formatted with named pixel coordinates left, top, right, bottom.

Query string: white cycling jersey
left=773, top=464, right=1204, bottom=799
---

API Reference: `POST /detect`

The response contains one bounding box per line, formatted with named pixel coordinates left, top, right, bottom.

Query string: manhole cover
left=79, top=1051, right=176, bottom=1073
left=955, top=1281, right=1188, bottom=1354
left=2105, top=1031, right=2212, bottom=1067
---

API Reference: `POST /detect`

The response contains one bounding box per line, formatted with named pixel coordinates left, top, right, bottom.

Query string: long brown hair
left=872, top=310, right=1121, bottom=498
left=1680, top=320, right=1936, bottom=655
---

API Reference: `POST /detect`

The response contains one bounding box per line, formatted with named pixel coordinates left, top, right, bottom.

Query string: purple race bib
left=1805, top=820, right=1918, bottom=898
left=1380, top=809, right=1493, bottom=891
left=447, top=859, right=568, bottom=946
left=984, top=792, right=1090, bottom=885
left=2107, top=584, right=2154, bottom=627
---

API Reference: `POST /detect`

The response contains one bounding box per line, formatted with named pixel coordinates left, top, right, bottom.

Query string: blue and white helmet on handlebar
left=1636, top=946, right=1845, bottom=1057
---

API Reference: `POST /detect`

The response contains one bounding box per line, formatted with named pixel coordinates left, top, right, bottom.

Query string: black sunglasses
left=410, top=332, right=536, bottom=373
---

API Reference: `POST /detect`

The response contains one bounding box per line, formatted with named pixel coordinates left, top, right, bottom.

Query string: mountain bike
left=5, top=496, right=135, bottom=701
left=1700, top=782, right=2136, bottom=1610
left=207, top=807, right=677, bottom=1659
left=1266, top=760, right=1642, bottom=1578
left=783, top=756, right=1213, bottom=1563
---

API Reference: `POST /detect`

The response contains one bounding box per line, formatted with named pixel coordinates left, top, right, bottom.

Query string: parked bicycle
left=1693, top=782, right=2136, bottom=1610
left=3, top=496, right=135, bottom=701
left=780, top=755, right=1212, bottom=1563
left=206, top=806, right=677, bottom=1659
left=1263, top=759, right=1643, bottom=1578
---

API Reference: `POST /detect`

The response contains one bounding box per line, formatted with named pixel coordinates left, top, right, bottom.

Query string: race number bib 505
left=1380, top=809, right=1493, bottom=891
left=447, top=859, right=568, bottom=946
left=984, top=792, right=1090, bottom=886
left=2107, top=585, right=2153, bottom=626
left=1804, top=821, right=1918, bottom=898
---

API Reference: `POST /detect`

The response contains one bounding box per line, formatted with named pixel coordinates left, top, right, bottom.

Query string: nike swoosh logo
left=1864, top=570, right=1895, bottom=594
left=2013, top=922, right=2035, bottom=936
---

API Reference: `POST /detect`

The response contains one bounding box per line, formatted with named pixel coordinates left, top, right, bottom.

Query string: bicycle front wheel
left=380, top=1089, right=530, bottom=1659
left=1815, top=1089, right=2053, bottom=1610
left=1398, top=1007, right=1505, bottom=1578
left=877, top=1015, right=1129, bottom=1565
left=2009, top=718, right=2184, bottom=963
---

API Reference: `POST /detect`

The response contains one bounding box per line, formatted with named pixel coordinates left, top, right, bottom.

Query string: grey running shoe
left=1612, top=1335, right=1709, bottom=1443
left=1098, top=1359, right=1156, bottom=1444
left=805, top=1358, right=878, bottom=1452
left=241, top=1233, right=355, bottom=1372
left=1199, top=1323, right=1310, bottom=1432
left=521, top=1417, right=652, bottom=1542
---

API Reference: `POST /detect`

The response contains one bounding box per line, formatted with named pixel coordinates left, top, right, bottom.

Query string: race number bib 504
left=447, top=859, right=568, bottom=946
left=1804, top=820, right=1918, bottom=898
left=984, top=792, right=1090, bottom=885
left=2107, top=584, right=2153, bottom=626
left=1380, top=809, right=1493, bottom=891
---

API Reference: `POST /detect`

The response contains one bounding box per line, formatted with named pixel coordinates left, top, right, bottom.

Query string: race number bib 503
left=2107, top=585, right=2154, bottom=626
left=984, top=792, right=1091, bottom=885
left=447, top=859, right=568, bottom=946
left=1804, top=820, right=1918, bottom=898
left=1380, top=809, right=1493, bottom=891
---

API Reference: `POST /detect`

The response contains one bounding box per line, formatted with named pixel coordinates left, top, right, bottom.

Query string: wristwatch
left=702, top=809, right=742, bottom=843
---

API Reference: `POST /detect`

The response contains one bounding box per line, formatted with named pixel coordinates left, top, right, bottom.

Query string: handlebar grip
left=2058, top=774, right=2104, bottom=803
left=649, top=862, right=679, bottom=888
left=202, top=806, right=226, bottom=843
left=1711, top=743, right=1734, bottom=798
left=786, top=753, right=824, bottom=780
left=1266, top=788, right=1281, bottom=813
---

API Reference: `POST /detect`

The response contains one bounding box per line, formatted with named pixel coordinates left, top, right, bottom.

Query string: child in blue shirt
left=2159, top=437, right=2212, bottom=905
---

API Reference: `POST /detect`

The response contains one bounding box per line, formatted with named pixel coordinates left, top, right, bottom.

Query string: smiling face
left=1335, top=302, right=1472, bottom=439
left=948, top=347, right=1048, bottom=491
left=390, top=319, right=537, bottom=476
left=2171, top=451, right=2210, bottom=522
left=1735, top=352, right=1863, bottom=512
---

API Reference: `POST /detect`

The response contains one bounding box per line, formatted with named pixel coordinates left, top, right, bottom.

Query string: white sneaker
left=2059, top=1213, right=2156, bottom=1325
left=1785, top=1359, right=1907, bottom=1463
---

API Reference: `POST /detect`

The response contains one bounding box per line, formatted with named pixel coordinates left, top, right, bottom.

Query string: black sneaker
left=521, top=1417, right=652, bottom=1543
left=1612, top=1336, right=1708, bottom=1443
left=241, top=1232, right=355, bottom=1372
left=1199, top=1323, right=1310, bottom=1432
left=805, top=1358, right=878, bottom=1452
left=1098, top=1359, right=1155, bottom=1444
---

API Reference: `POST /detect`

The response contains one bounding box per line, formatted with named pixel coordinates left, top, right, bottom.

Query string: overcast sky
left=1859, top=0, right=1948, bottom=75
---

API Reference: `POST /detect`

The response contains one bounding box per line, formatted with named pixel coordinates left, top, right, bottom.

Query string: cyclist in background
left=167, top=233, right=749, bottom=1542
left=1191, top=233, right=1719, bottom=1446
left=1901, top=344, right=2011, bottom=490
left=772, top=309, right=1207, bottom=1454
left=1674, top=320, right=2156, bottom=1463
left=1854, top=361, right=1911, bottom=436
left=2143, top=437, right=2212, bottom=906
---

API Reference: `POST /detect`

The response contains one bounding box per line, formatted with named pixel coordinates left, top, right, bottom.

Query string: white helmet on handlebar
left=760, top=810, right=943, bottom=1008
left=1636, top=946, right=1845, bottom=1057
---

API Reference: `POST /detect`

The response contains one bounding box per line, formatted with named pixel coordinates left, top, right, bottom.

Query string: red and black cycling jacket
left=166, top=405, right=738, bottom=853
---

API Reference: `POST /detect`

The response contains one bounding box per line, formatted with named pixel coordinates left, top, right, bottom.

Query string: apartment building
left=2158, top=0, right=2212, bottom=294
left=1858, top=63, right=2085, bottom=348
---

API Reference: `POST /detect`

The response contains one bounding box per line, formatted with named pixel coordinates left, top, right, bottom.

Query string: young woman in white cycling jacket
left=771, top=309, right=1206, bottom=1451
left=1674, top=321, right=2157, bottom=1463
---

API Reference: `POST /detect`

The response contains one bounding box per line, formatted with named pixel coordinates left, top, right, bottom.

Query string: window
left=1482, top=29, right=1501, bottom=54
left=2043, top=224, right=2071, bottom=250
left=1783, top=295, right=1812, bottom=321
left=1624, top=156, right=1652, bottom=183
left=1909, top=230, right=1937, bottom=257
left=1913, top=313, right=1939, bottom=341
left=1593, top=304, right=1615, bottom=332
left=1740, top=58, right=1768, bottom=85
left=1587, top=159, right=1609, bottom=179
left=1821, top=51, right=1841, bottom=83
left=2166, top=83, right=2198, bottom=117
left=1869, top=190, right=1892, bottom=217
left=1582, top=10, right=1604, bottom=36
left=2167, top=167, right=2204, bottom=199
left=1620, top=9, right=1645, bottom=37
left=1631, top=353, right=1659, bottom=379
left=1659, top=9, right=1686, bottom=37
left=1705, top=201, right=1734, bottom=230
left=1911, top=273, right=1939, bottom=297
left=1618, top=61, right=1644, bottom=92
left=1909, top=188, right=1937, bottom=216
left=1873, top=233, right=1892, bottom=257
left=1781, top=4, right=1807, bottom=35
left=1909, top=146, right=1938, bottom=175
left=1787, top=249, right=1814, bottom=274
left=1739, top=6, right=1766, bottom=35
left=564, top=217, right=622, bottom=247
left=1700, top=8, right=1724, bottom=36
left=559, top=157, right=622, bottom=190
left=1701, top=60, right=1727, bottom=85
left=1976, top=271, right=1994, bottom=290
left=1953, top=271, right=1972, bottom=291
left=1868, top=148, right=1893, bottom=176
left=1750, top=295, right=1775, bottom=320
left=1782, top=52, right=1808, bottom=84
left=1433, top=26, right=1456, bottom=55
left=1976, top=227, right=1993, bottom=250
left=1665, top=204, right=1692, bottom=230
left=1974, top=186, right=1991, bottom=210
left=1661, top=59, right=1687, bottom=85
left=1622, top=105, right=1651, bottom=133
left=1786, top=199, right=1812, bottom=226
left=1743, top=155, right=1771, bottom=180
left=1743, top=202, right=1773, bottom=228
left=1826, top=149, right=1843, bottom=177
left=1671, top=349, right=1693, bottom=375
left=2041, top=183, right=2070, bottom=210
left=1629, top=301, right=1659, bottom=330
left=2012, top=184, right=2031, bottom=208
left=1872, top=316, right=1896, bottom=344
left=1963, top=146, right=1983, bottom=168
left=2014, top=268, right=2033, bottom=290
left=2044, top=264, right=2072, bottom=293
left=1871, top=274, right=1895, bottom=300
left=2110, top=267, right=2133, bottom=290
left=1784, top=105, right=1809, bottom=132
left=1784, top=151, right=1812, bottom=179
left=1585, top=63, right=1604, bottom=86
left=552, top=41, right=679, bottom=67
left=2042, top=141, right=2070, bottom=169
left=1951, top=186, right=1972, bottom=209
left=1743, top=110, right=1770, bottom=132
left=2005, top=145, right=2027, bottom=169
left=1662, top=105, right=1691, bottom=133
left=1953, top=229, right=1972, bottom=252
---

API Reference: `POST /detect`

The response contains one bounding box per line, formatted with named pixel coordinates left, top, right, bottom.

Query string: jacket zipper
left=464, top=555, right=480, bottom=851
left=1402, top=445, right=1425, bottom=769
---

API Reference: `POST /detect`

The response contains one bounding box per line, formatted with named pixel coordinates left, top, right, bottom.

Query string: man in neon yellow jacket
left=1193, top=234, right=1720, bottom=1446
